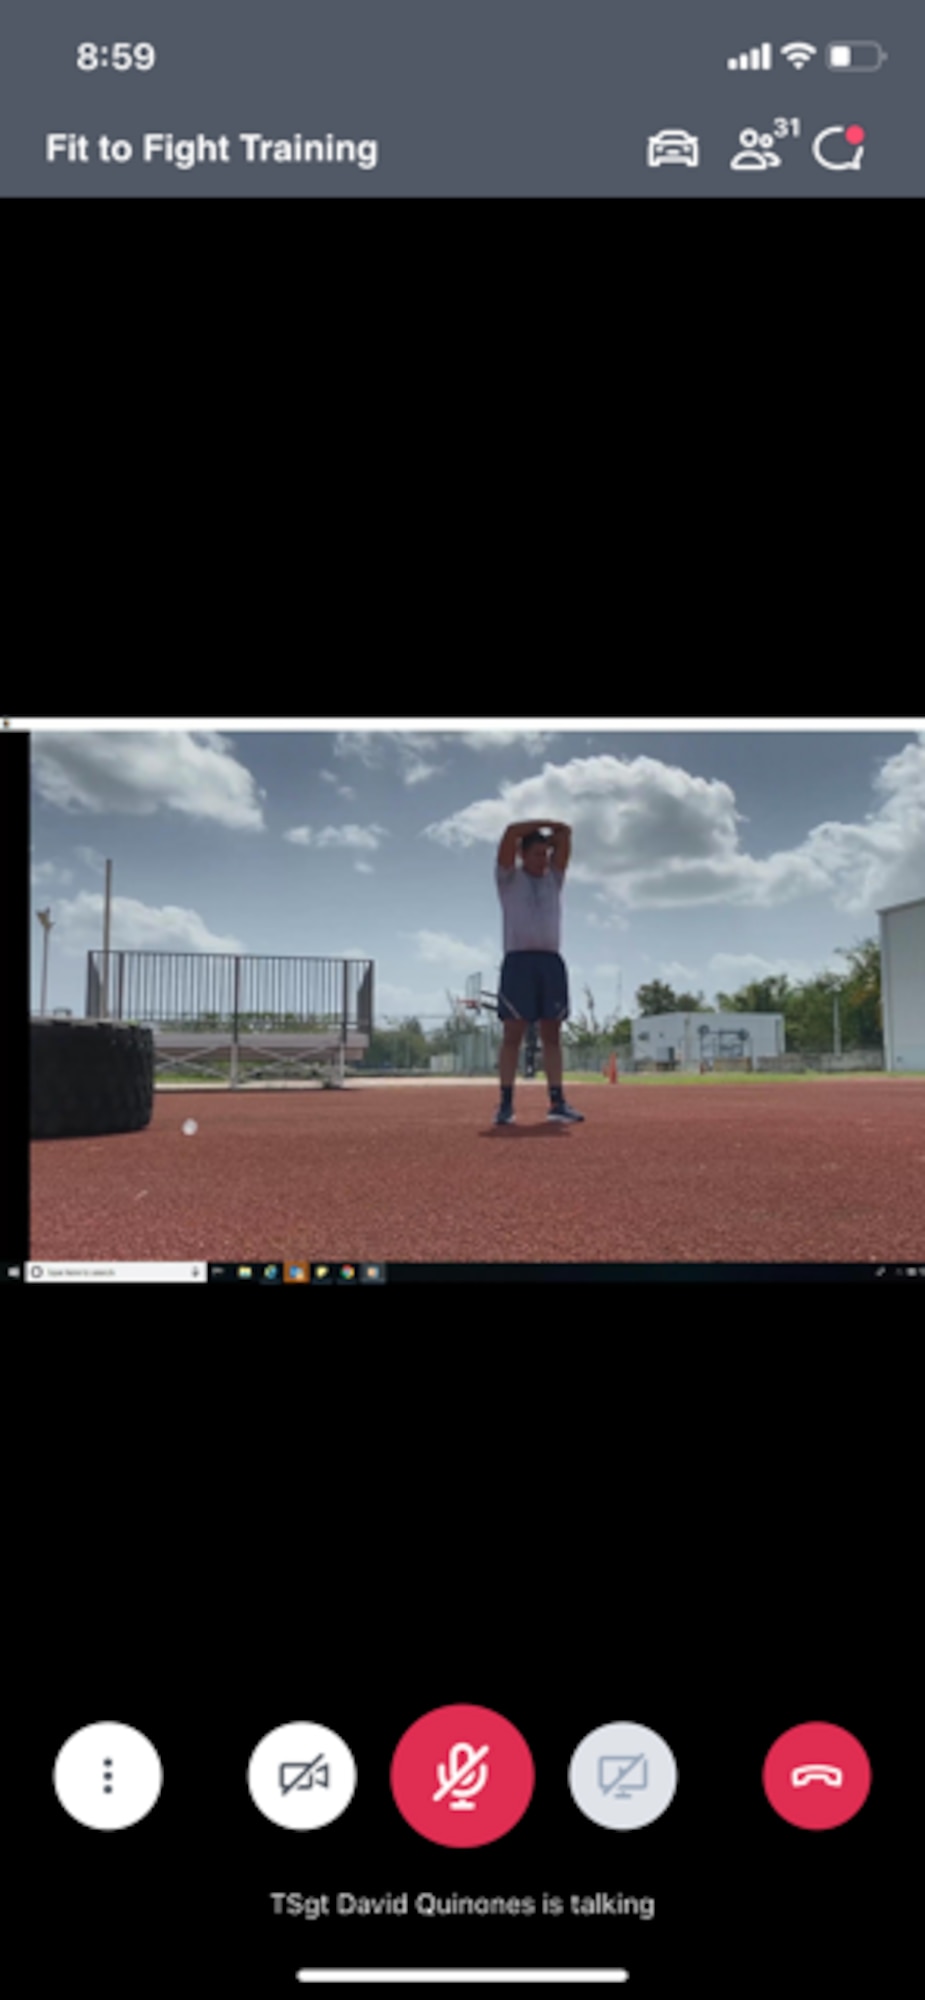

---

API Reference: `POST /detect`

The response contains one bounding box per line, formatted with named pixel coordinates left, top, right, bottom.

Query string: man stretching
left=494, top=821, right=585, bottom=1126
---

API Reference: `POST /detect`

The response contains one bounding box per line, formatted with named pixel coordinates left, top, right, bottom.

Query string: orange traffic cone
left=608, top=1051, right=618, bottom=1084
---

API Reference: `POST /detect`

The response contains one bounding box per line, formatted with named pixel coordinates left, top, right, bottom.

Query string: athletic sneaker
left=493, top=1101, right=516, bottom=1125
left=547, top=1100, right=584, bottom=1122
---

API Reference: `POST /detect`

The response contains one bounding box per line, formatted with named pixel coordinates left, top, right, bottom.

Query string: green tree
left=834, top=937, right=882, bottom=1047
left=712, top=976, right=792, bottom=1014
left=563, top=985, right=604, bottom=1052
left=364, top=1016, right=431, bottom=1070
left=674, top=990, right=709, bottom=1011
left=711, top=946, right=883, bottom=1055
left=635, top=979, right=678, bottom=1015
left=426, top=990, right=472, bottom=1057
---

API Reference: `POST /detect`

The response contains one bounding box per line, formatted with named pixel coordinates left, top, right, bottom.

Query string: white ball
left=182, top=1118, right=198, bottom=1136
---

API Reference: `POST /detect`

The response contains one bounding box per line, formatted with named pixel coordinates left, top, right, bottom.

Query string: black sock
left=501, top=1084, right=513, bottom=1106
left=550, top=1084, right=563, bottom=1103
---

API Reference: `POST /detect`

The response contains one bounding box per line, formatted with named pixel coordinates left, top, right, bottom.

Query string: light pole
left=101, top=858, right=112, bottom=1019
left=833, top=991, right=841, bottom=1060
left=36, top=907, right=53, bottom=1015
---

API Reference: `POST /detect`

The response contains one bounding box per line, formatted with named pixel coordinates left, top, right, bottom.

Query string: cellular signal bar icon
left=728, top=43, right=773, bottom=70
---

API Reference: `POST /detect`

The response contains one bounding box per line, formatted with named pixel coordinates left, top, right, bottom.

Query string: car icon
left=647, top=130, right=700, bottom=168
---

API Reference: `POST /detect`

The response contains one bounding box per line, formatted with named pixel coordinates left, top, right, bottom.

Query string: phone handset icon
left=790, top=1763, right=844, bottom=1788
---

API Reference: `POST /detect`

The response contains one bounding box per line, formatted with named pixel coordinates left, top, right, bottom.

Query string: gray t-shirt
left=496, top=864, right=564, bottom=954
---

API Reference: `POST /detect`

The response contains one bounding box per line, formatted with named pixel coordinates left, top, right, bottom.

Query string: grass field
left=153, top=1066, right=920, bottom=1088
left=563, top=1068, right=920, bottom=1084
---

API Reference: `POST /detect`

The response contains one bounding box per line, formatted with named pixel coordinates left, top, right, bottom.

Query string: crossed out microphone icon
left=433, top=1741, right=490, bottom=1810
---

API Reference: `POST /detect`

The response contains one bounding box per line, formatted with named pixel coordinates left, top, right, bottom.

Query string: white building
left=632, top=1011, right=785, bottom=1069
left=877, top=897, right=925, bottom=1072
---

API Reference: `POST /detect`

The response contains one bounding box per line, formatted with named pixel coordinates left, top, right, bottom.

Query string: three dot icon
left=53, top=1723, right=162, bottom=1830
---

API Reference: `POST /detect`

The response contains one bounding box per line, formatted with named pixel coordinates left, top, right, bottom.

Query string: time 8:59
left=77, top=43, right=157, bottom=69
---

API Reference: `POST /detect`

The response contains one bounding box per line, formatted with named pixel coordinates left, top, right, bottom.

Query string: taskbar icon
left=206, top=1261, right=385, bottom=1283
left=313, top=1263, right=386, bottom=1282
left=207, top=1262, right=285, bottom=1282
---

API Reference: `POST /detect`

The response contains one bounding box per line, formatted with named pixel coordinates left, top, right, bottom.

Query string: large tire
left=31, top=1019, right=154, bottom=1139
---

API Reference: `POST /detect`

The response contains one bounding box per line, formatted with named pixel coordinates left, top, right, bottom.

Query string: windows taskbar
left=4, top=1261, right=922, bottom=1283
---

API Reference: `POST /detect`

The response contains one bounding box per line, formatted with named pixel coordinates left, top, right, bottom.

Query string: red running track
left=29, top=1080, right=925, bottom=1265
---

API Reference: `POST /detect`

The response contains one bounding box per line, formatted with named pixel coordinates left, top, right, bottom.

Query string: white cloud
left=390, top=733, right=441, bottom=755
left=32, top=731, right=266, bottom=831
left=354, top=861, right=374, bottom=874
left=708, top=951, right=844, bottom=984
left=401, top=929, right=497, bottom=974
left=374, top=980, right=418, bottom=1012
left=658, top=961, right=701, bottom=985
left=333, top=732, right=384, bottom=767
left=593, top=963, right=623, bottom=979
left=317, top=824, right=385, bottom=850
left=333, top=726, right=558, bottom=791
left=283, top=823, right=386, bottom=850
left=800, top=731, right=925, bottom=914
left=374, top=979, right=459, bottom=1022
left=585, top=908, right=630, bottom=931
left=31, top=860, right=73, bottom=887
left=75, top=845, right=107, bottom=874
left=403, top=760, right=444, bottom=786
left=458, top=731, right=557, bottom=754
left=320, top=772, right=355, bottom=797
left=47, top=891, right=244, bottom=958
left=422, top=736, right=925, bottom=917
left=387, top=734, right=445, bottom=785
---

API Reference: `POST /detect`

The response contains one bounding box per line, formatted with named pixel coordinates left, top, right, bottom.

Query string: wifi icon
left=780, top=42, right=818, bottom=69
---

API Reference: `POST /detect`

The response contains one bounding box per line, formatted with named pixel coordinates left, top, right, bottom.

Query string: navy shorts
left=497, top=951, right=569, bottom=1024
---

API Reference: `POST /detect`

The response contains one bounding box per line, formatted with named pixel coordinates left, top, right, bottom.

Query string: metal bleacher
left=85, top=951, right=374, bottom=1088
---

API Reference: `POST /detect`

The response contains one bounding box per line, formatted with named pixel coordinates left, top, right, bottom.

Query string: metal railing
left=86, top=951, right=374, bottom=1036
left=85, top=952, right=374, bottom=1086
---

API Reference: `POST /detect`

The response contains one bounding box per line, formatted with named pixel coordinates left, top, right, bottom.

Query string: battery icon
left=826, top=42, right=888, bottom=71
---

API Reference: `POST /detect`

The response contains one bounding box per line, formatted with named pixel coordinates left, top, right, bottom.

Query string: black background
left=40, top=1342, right=892, bottom=1999
left=46, top=1678, right=885, bottom=1994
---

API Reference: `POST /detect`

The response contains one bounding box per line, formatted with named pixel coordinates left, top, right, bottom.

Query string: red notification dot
left=846, top=125, right=865, bottom=145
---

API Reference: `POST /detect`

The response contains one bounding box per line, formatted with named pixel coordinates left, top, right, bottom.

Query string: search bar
left=25, top=1263, right=207, bottom=1282
left=295, top=1978, right=630, bottom=1986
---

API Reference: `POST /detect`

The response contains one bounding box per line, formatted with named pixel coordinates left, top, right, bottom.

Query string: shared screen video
left=9, top=719, right=925, bottom=1283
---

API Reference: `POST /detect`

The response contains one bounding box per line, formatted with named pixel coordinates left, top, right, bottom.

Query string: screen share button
left=569, top=1722, right=678, bottom=1828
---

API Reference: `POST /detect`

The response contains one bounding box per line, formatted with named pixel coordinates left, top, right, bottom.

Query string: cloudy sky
left=28, top=727, right=925, bottom=1023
